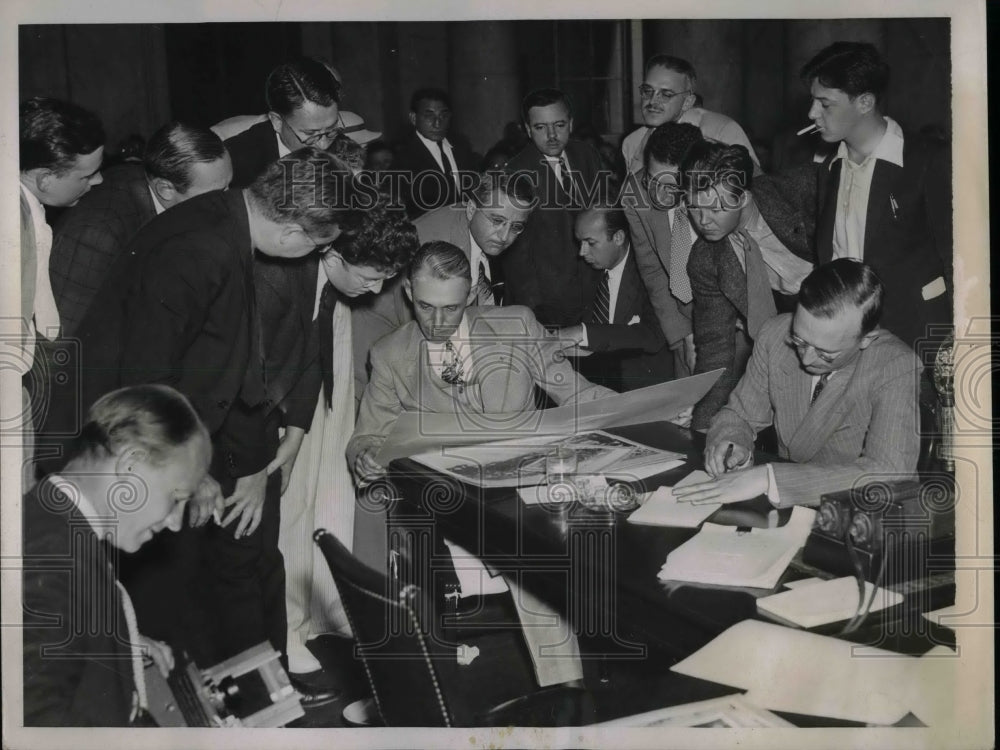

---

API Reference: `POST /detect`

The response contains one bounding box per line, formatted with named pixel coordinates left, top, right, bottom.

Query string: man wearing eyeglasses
left=672, top=259, right=921, bottom=508
left=223, top=57, right=344, bottom=188
left=622, top=55, right=760, bottom=176
left=395, top=87, right=476, bottom=217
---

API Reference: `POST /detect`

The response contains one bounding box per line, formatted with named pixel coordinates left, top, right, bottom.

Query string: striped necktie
left=811, top=372, right=832, bottom=405
left=558, top=155, right=570, bottom=195
left=669, top=208, right=694, bottom=304
left=470, top=260, right=494, bottom=306
left=589, top=271, right=611, bottom=324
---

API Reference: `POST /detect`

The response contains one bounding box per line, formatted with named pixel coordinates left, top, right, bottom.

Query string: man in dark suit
left=50, top=122, right=232, bottom=334
left=394, top=87, right=476, bottom=217
left=23, top=385, right=210, bottom=726
left=503, top=88, right=611, bottom=327
left=801, top=41, right=951, bottom=352
left=557, top=205, right=671, bottom=391
left=46, top=148, right=350, bottom=680
left=225, top=57, right=343, bottom=188
left=674, top=260, right=920, bottom=508
left=621, top=122, right=704, bottom=378
left=683, top=141, right=815, bottom=430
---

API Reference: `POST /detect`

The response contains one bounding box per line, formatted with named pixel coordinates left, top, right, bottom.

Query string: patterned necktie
left=811, top=372, right=832, bottom=405
left=669, top=208, right=694, bottom=304
left=441, top=340, right=465, bottom=388
left=470, top=260, right=494, bottom=306
left=589, top=271, right=611, bottom=324
left=558, top=154, right=571, bottom=196
left=437, top=141, right=455, bottom=199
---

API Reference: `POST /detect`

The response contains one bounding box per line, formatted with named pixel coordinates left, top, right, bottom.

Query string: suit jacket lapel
left=717, top=245, right=748, bottom=317
left=864, top=160, right=899, bottom=254
left=785, top=357, right=859, bottom=462
left=816, top=157, right=840, bottom=264
left=613, top=255, right=641, bottom=323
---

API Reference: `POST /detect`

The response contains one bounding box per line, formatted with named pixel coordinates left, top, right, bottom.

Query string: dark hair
left=20, top=97, right=105, bottom=174
left=801, top=41, right=890, bottom=109
left=644, top=121, right=704, bottom=171
left=471, top=170, right=536, bottom=211
left=585, top=204, right=629, bottom=239
left=247, top=147, right=355, bottom=236
left=480, top=143, right=514, bottom=172
left=410, top=87, right=452, bottom=113
left=69, top=384, right=208, bottom=464
left=521, top=88, right=573, bottom=123
left=330, top=133, right=366, bottom=174
left=265, top=57, right=342, bottom=117
left=798, top=258, right=884, bottom=335
left=681, top=140, right=754, bottom=201
left=143, top=122, right=227, bottom=192
left=644, top=54, right=698, bottom=93
left=408, top=240, right=471, bottom=283
left=329, top=197, right=418, bottom=275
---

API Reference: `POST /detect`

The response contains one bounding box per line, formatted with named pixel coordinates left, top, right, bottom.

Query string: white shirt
left=20, top=183, right=60, bottom=339
left=831, top=116, right=905, bottom=261
left=468, top=231, right=491, bottom=284
left=276, top=131, right=291, bottom=158
left=542, top=152, right=572, bottom=185
left=733, top=195, right=813, bottom=294
left=416, top=131, right=459, bottom=189
left=580, top=247, right=630, bottom=347
left=147, top=185, right=166, bottom=215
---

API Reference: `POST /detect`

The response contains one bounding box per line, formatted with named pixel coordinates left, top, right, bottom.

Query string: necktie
left=557, top=155, right=571, bottom=196
left=669, top=208, right=694, bottom=304
left=470, top=260, right=494, bottom=306
left=441, top=340, right=465, bottom=388
left=739, top=230, right=778, bottom=339
left=589, top=271, right=611, bottom=325
left=437, top=141, right=455, bottom=199
left=319, top=282, right=336, bottom=408
left=811, top=372, right=832, bottom=405
left=115, top=580, right=148, bottom=720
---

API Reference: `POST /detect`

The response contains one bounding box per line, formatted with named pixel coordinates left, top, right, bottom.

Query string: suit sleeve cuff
left=579, top=323, right=590, bottom=349
left=765, top=463, right=782, bottom=507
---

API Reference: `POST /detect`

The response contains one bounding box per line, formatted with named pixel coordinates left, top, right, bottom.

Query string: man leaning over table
left=673, top=258, right=920, bottom=508
left=347, top=240, right=614, bottom=689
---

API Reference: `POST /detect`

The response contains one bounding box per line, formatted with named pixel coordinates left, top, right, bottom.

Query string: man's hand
left=557, top=324, right=586, bottom=348
left=704, top=438, right=752, bottom=478
left=682, top=333, right=696, bottom=374
left=672, top=465, right=769, bottom=505
left=668, top=406, right=693, bottom=428
left=139, top=635, right=174, bottom=678
left=266, top=426, right=305, bottom=495
left=221, top=468, right=268, bottom=538
left=353, top=447, right=387, bottom=488
left=187, top=475, right=224, bottom=527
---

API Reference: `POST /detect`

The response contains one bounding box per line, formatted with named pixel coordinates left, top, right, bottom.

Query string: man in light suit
left=347, top=241, right=614, bottom=483
left=502, top=88, right=612, bottom=327
left=558, top=205, right=671, bottom=392
left=347, top=241, right=613, bottom=689
left=621, top=122, right=704, bottom=377
left=683, top=141, right=814, bottom=431
left=801, top=41, right=951, bottom=353
left=673, top=259, right=921, bottom=508
left=51, top=122, right=232, bottom=335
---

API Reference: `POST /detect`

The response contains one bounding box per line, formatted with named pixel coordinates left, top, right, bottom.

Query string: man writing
left=673, top=259, right=921, bottom=508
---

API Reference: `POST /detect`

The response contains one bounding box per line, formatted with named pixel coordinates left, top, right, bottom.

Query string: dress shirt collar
left=416, top=130, right=452, bottom=155
left=607, top=246, right=629, bottom=285
left=831, top=116, right=904, bottom=169
left=19, top=181, right=47, bottom=231
left=147, top=184, right=167, bottom=215
left=276, top=130, right=291, bottom=158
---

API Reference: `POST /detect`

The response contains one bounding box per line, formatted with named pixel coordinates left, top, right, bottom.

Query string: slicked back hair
left=408, top=240, right=471, bottom=283
left=798, top=258, right=885, bottom=336
left=680, top=140, right=754, bottom=202
left=521, top=88, right=572, bottom=123
left=409, top=87, right=451, bottom=113
left=143, top=122, right=227, bottom=192
left=20, top=97, right=105, bottom=174
left=644, top=54, right=698, bottom=93
left=801, top=41, right=890, bottom=109
left=265, top=57, right=342, bottom=117
left=644, top=121, right=704, bottom=171
left=330, top=197, right=419, bottom=275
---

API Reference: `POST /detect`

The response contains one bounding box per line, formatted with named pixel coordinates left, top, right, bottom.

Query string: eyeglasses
left=478, top=209, right=527, bottom=236
left=641, top=174, right=684, bottom=198
left=281, top=114, right=345, bottom=147
left=638, top=85, right=692, bottom=103
left=785, top=334, right=843, bottom=364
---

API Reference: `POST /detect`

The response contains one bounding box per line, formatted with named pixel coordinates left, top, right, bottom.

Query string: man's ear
left=612, top=228, right=627, bottom=247
left=33, top=169, right=54, bottom=195
left=402, top=276, right=413, bottom=303
left=408, top=112, right=417, bottom=129
left=854, top=92, right=876, bottom=115
left=567, top=117, right=575, bottom=136
left=680, top=91, right=696, bottom=114
left=114, top=446, right=149, bottom=477
left=150, top=177, right=177, bottom=204
left=465, top=200, right=477, bottom=224
left=266, top=111, right=283, bottom=134
left=858, top=327, right=881, bottom=350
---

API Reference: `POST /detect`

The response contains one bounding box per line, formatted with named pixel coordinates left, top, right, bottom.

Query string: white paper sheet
left=627, top=471, right=721, bottom=528
left=757, top=576, right=904, bottom=628
left=671, top=619, right=950, bottom=725
left=658, top=506, right=815, bottom=588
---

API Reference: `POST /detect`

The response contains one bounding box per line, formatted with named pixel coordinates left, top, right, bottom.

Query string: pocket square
left=628, top=315, right=641, bottom=325
left=921, top=276, right=946, bottom=301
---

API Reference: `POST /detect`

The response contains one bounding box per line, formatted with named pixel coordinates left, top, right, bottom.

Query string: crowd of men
left=18, top=40, right=951, bottom=726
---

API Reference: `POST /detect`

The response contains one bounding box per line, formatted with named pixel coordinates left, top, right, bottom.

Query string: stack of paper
left=658, top=506, right=815, bottom=588
left=757, top=576, right=903, bottom=628
left=627, top=470, right=721, bottom=528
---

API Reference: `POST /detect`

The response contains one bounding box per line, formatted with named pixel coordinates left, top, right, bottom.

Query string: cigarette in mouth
left=797, top=124, right=819, bottom=136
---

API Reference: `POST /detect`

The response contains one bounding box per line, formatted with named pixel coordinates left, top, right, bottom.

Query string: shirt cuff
left=764, top=463, right=782, bottom=507
left=579, top=323, right=590, bottom=349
